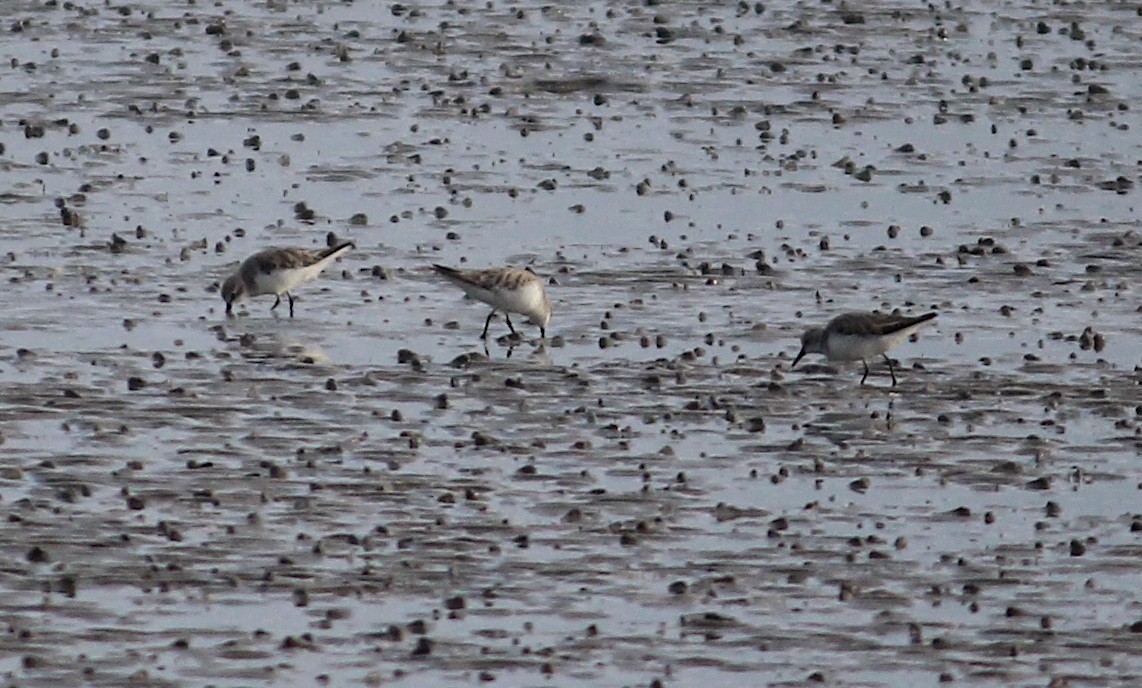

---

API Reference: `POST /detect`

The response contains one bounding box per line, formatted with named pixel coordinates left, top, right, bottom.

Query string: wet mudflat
left=1, top=0, right=1140, bottom=686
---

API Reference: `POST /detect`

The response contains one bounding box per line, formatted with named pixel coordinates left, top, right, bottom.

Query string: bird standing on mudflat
left=432, top=264, right=552, bottom=340
left=792, top=311, right=937, bottom=386
left=220, top=241, right=354, bottom=317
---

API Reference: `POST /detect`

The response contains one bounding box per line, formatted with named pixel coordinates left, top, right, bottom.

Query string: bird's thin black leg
left=540, top=326, right=546, bottom=339
left=504, top=313, right=517, bottom=335
left=860, top=360, right=870, bottom=385
left=481, top=311, right=496, bottom=339
left=271, top=295, right=281, bottom=311
left=287, top=292, right=295, bottom=318
left=883, top=354, right=897, bottom=387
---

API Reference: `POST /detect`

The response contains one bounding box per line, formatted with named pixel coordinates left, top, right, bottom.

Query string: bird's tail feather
left=319, top=241, right=355, bottom=260
left=432, top=264, right=474, bottom=287
left=883, top=311, right=938, bottom=334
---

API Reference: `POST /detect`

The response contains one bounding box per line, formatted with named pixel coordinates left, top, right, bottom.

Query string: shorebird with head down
left=432, top=264, right=552, bottom=340
left=792, top=311, right=937, bottom=386
left=220, top=241, right=354, bottom=317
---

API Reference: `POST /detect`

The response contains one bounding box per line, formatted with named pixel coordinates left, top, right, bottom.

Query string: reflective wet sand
left=1, top=1, right=1140, bottom=686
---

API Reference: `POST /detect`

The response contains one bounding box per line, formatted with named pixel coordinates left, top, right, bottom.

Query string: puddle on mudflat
left=0, top=1, right=1140, bottom=687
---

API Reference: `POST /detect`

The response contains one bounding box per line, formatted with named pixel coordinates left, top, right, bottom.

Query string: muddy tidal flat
left=1, top=1, right=1141, bottom=686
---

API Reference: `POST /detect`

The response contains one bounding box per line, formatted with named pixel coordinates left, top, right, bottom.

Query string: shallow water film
left=1, top=0, right=1140, bottom=686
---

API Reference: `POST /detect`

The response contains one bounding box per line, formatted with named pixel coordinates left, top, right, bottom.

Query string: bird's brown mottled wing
left=463, top=268, right=503, bottom=290
left=830, top=311, right=936, bottom=336
left=247, top=248, right=320, bottom=276
left=433, top=264, right=541, bottom=293
left=491, top=268, right=538, bottom=292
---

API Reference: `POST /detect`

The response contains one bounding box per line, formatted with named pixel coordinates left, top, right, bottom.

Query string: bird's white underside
left=459, top=280, right=547, bottom=323
left=248, top=260, right=334, bottom=298
left=825, top=324, right=926, bottom=361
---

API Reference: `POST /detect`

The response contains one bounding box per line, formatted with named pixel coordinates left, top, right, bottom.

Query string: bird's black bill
left=791, top=349, right=805, bottom=368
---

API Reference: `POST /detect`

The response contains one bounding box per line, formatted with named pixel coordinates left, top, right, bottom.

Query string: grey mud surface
left=1, top=1, right=1141, bottom=686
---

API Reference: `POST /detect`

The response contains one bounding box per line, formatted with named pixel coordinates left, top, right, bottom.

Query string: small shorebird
left=432, top=264, right=551, bottom=340
left=792, top=311, right=937, bottom=386
left=220, top=241, right=354, bottom=317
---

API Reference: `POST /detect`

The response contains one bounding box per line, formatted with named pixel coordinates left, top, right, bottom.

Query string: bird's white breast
left=825, top=331, right=908, bottom=361
left=469, top=279, right=546, bottom=319
left=251, top=262, right=326, bottom=297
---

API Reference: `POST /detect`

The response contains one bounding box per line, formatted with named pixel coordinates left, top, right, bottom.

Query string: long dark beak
left=791, top=348, right=805, bottom=368
left=225, top=300, right=234, bottom=316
